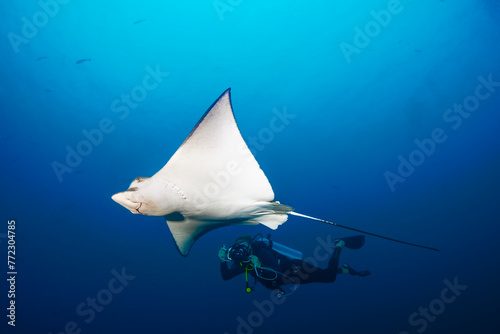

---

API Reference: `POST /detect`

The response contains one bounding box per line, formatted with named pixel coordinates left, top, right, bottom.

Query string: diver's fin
left=341, top=263, right=370, bottom=277
left=337, top=235, right=365, bottom=249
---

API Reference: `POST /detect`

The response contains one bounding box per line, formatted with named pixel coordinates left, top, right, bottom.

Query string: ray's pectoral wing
left=166, top=214, right=255, bottom=256
left=166, top=216, right=209, bottom=257
left=153, top=89, right=275, bottom=205
left=155, top=89, right=281, bottom=256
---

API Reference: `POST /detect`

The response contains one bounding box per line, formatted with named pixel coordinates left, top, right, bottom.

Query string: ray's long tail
left=289, top=211, right=439, bottom=252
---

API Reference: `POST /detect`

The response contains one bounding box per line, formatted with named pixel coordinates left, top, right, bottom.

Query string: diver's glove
left=248, top=255, right=261, bottom=268
left=218, top=245, right=228, bottom=262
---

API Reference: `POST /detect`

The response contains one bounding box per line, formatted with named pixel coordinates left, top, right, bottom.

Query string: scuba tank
left=261, top=235, right=303, bottom=260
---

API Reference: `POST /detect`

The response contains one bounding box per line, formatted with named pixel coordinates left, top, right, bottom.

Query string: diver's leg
left=339, top=263, right=371, bottom=277
left=310, top=241, right=343, bottom=282
left=281, top=243, right=344, bottom=285
left=335, top=237, right=370, bottom=276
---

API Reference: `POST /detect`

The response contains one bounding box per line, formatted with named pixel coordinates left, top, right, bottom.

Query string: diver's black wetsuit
left=221, top=241, right=342, bottom=291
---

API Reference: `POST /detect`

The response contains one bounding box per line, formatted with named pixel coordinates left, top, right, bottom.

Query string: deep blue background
left=1, top=0, right=499, bottom=333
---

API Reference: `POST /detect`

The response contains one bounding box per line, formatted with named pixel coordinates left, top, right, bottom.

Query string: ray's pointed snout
left=111, top=192, right=127, bottom=207
left=111, top=192, right=125, bottom=204
left=111, top=192, right=141, bottom=214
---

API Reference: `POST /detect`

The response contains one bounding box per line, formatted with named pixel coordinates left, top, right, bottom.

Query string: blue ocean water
left=1, top=0, right=499, bottom=333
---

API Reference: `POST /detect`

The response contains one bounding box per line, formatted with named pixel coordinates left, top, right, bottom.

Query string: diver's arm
left=220, top=261, right=244, bottom=280
left=219, top=244, right=244, bottom=280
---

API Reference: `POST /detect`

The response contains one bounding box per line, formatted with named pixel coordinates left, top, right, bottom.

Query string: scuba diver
left=219, top=234, right=370, bottom=296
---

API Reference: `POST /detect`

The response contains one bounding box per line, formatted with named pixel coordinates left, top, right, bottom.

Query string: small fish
left=133, top=19, right=146, bottom=24
left=75, top=58, right=91, bottom=64
left=45, top=89, right=54, bottom=93
left=414, top=49, right=422, bottom=53
left=36, top=56, right=47, bottom=61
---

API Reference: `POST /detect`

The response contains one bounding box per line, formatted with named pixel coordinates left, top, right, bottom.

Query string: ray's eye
left=134, top=176, right=149, bottom=183
left=127, top=187, right=138, bottom=192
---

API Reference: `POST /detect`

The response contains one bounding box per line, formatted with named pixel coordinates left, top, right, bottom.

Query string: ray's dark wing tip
left=180, top=88, right=233, bottom=146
